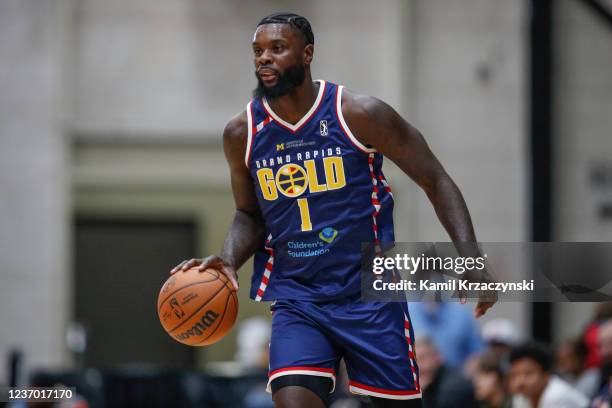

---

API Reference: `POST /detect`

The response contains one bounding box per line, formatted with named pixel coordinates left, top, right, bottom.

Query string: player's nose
left=257, top=49, right=274, bottom=66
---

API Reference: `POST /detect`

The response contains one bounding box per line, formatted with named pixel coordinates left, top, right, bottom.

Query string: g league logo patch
left=319, top=120, right=329, bottom=136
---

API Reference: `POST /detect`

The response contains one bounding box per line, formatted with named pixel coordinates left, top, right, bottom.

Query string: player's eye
left=253, top=48, right=262, bottom=56
left=273, top=45, right=284, bottom=53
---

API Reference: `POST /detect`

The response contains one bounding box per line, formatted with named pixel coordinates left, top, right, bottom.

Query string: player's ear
left=303, top=44, right=314, bottom=66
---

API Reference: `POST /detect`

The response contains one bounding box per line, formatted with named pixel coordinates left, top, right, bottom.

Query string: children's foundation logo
left=319, top=227, right=338, bottom=243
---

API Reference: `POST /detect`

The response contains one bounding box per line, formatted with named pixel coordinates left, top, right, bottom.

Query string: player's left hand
left=474, top=298, right=496, bottom=318
left=459, top=264, right=498, bottom=318
left=459, top=289, right=497, bottom=318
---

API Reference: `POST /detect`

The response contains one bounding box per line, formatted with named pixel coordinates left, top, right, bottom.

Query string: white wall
left=394, top=0, right=529, bottom=335
left=555, top=0, right=612, bottom=242
left=553, top=0, right=612, bottom=341
left=402, top=0, right=527, bottom=243
left=71, top=0, right=405, bottom=140
left=0, top=0, right=71, bottom=384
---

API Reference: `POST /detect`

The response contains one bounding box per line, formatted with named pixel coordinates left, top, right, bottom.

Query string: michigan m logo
left=276, top=143, right=285, bottom=151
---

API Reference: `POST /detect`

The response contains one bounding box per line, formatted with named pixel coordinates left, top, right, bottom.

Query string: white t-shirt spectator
left=512, top=376, right=589, bottom=408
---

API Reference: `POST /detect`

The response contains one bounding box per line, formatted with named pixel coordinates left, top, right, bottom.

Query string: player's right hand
left=169, top=256, right=239, bottom=291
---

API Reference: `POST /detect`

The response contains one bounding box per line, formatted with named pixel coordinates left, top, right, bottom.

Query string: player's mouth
left=258, top=68, right=279, bottom=83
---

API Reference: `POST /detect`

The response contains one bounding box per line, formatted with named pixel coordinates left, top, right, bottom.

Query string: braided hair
left=257, top=12, right=314, bottom=45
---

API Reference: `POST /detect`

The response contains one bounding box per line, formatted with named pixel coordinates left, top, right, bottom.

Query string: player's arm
left=342, top=90, right=495, bottom=317
left=170, top=111, right=266, bottom=290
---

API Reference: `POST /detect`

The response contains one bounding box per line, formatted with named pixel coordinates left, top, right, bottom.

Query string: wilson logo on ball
left=174, top=310, right=220, bottom=340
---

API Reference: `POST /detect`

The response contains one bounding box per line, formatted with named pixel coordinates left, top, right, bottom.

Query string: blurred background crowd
left=5, top=301, right=612, bottom=407
left=1, top=0, right=611, bottom=407
left=324, top=301, right=612, bottom=408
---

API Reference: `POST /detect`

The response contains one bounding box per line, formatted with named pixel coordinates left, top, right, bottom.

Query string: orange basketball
left=157, top=267, right=238, bottom=346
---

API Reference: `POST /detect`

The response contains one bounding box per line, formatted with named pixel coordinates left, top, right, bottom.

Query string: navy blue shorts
left=267, top=296, right=421, bottom=400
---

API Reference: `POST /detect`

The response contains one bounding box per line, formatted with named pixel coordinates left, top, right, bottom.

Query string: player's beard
left=253, top=63, right=306, bottom=100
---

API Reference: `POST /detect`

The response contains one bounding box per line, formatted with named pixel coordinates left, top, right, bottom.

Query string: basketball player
left=171, top=13, right=495, bottom=408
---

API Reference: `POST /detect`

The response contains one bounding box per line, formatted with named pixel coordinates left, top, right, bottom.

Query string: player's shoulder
left=223, top=109, right=248, bottom=143
left=223, top=109, right=249, bottom=168
left=340, top=87, right=393, bottom=128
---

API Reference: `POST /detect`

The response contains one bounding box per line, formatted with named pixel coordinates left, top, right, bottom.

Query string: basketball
left=157, top=267, right=238, bottom=346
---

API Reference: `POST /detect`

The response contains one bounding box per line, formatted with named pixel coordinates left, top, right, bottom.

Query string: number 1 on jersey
left=297, top=198, right=313, bottom=231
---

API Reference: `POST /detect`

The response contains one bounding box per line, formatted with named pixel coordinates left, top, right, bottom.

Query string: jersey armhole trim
left=335, top=85, right=377, bottom=154
left=245, top=101, right=254, bottom=168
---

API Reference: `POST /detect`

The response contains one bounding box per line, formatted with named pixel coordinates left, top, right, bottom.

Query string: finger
left=479, top=305, right=489, bottom=318
left=221, top=265, right=239, bottom=291
left=475, top=304, right=483, bottom=318
left=181, top=258, right=201, bottom=271
left=170, top=260, right=188, bottom=275
left=475, top=303, right=491, bottom=319
left=198, top=256, right=222, bottom=271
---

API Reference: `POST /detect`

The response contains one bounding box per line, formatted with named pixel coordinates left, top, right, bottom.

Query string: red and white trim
left=348, top=316, right=421, bottom=399
left=267, top=366, right=336, bottom=393
left=378, top=174, right=394, bottom=198
left=245, top=102, right=274, bottom=167
left=404, top=315, right=420, bottom=390
left=244, top=102, right=254, bottom=167
left=254, top=234, right=274, bottom=302
left=262, top=79, right=326, bottom=133
left=254, top=116, right=273, bottom=133
left=335, top=85, right=377, bottom=154
left=369, top=153, right=382, bottom=255
left=349, top=380, right=421, bottom=400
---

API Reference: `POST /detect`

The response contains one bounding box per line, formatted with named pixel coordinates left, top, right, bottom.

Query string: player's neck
left=266, top=76, right=318, bottom=125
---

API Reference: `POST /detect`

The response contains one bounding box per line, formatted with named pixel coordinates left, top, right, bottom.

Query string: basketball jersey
left=245, top=80, right=395, bottom=301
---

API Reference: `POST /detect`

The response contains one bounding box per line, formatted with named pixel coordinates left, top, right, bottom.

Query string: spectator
left=555, top=338, right=599, bottom=399
left=584, top=302, right=612, bottom=369
left=482, top=318, right=520, bottom=357
left=235, top=316, right=271, bottom=370
left=409, top=300, right=484, bottom=369
left=509, top=341, right=588, bottom=408
left=464, top=318, right=519, bottom=380
left=417, top=336, right=478, bottom=408
left=592, top=319, right=612, bottom=408
left=473, top=351, right=511, bottom=408
left=236, top=317, right=273, bottom=408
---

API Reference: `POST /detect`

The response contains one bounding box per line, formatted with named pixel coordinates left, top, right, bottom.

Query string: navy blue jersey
left=245, top=80, right=395, bottom=301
